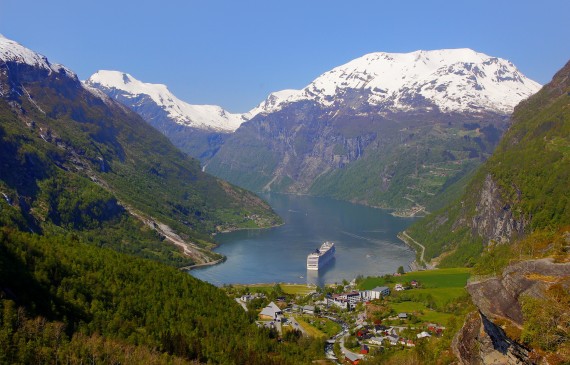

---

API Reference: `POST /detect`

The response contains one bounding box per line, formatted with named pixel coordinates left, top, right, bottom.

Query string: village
left=225, top=268, right=467, bottom=365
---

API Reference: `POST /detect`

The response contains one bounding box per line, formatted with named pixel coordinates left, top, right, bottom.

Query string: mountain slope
left=0, top=35, right=280, bottom=266
left=407, top=59, right=570, bottom=266
left=86, top=70, right=246, bottom=132
left=0, top=35, right=321, bottom=364
left=206, top=49, right=540, bottom=214
left=405, top=59, right=570, bottom=365
left=85, top=70, right=247, bottom=160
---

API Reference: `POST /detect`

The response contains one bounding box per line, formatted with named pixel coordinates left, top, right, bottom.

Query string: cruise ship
left=307, top=241, right=335, bottom=270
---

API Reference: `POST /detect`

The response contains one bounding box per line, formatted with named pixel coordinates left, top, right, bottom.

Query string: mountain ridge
left=85, top=70, right=246, bottom=132
left=248, top=48, right=541, bottom=116
left=0, top=35, right=280, bottom=267
left=203, top=50, right=540, bottom=213
left=407, top=59, right=570, bottom=266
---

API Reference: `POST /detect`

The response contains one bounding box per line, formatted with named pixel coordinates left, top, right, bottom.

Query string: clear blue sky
left=1, top=0, right=569, bottom=112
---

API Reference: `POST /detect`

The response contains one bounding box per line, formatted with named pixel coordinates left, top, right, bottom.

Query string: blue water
left=191, top=194, right=416, bottom=286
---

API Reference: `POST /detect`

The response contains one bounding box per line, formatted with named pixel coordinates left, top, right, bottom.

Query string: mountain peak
left=250, top=48, right=541, bottom=116
left=0, top=35, right=75, bottom=78
left=86, top=70, right=245, bottom=132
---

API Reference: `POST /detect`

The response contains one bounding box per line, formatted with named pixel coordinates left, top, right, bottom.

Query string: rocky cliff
left=454, top=258, right=570, bottom=364
left=453, top=311, right=531, bottom=365
left=469, top=174, right=529, bottom=245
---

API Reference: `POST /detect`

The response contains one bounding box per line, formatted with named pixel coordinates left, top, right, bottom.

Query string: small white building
left=302, top=305, right=315, bottom=315
left=417, top=331, right=431, bottom=339
left=369, top=336, right=386, bottom=345
left=259, top=302, right=283, bottom=320
left=364, top=286, right=390, bottom=300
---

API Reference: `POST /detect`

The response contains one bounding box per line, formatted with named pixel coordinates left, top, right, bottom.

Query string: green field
left=293, top=316, right=327, bottom=338
left=361, top=268, right=472, bottom=326
left=389, top=302, right=455, bottom=325
left=233, top=283, right=317, bottom=296
left=359, top=268, right=471, bottom=290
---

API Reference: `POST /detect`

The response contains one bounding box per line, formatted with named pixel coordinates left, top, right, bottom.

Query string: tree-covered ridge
left=0, top=228, right=322, bottom=364
left=407, top=60, right=570, bottom=267
left=0, top=59, right=280, bottom=266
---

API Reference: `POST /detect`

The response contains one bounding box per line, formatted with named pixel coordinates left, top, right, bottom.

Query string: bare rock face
left=467, top=258, right=570, bottom=326
left=453, top=311, right=532, bottom=365
left=471, top=174, right=529, bottom=245
left=454, top=258, right=570, bottom=364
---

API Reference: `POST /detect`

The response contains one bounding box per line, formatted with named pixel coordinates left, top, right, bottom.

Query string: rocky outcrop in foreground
left=453, top=311, right=531, bottom=365
left=454, top=258, right=570, bottom=364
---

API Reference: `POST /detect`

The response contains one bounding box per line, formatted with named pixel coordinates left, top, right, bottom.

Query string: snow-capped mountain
left=248, top=48, right=541, bottom=116
left=205, top=49, right=542, bottom=212
left=0, top=34, right=75, bottom=79
left=85, top=71, right=245, bottom=132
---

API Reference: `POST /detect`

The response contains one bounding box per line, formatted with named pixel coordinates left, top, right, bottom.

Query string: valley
left=90, top=49, right=539, bottom=215
left=1, top=26, right=569, bottom=365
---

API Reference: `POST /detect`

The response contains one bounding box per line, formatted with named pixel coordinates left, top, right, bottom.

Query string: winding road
left=400, top=231, right=434, bottom=269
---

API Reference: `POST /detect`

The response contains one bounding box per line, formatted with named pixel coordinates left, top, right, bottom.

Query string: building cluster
left=326, top=286, right=390, bottom=309
left=240, top=292, right=266, bottom=302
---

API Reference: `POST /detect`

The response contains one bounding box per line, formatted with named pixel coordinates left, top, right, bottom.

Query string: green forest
left=0, top=228, right=323, bottom=364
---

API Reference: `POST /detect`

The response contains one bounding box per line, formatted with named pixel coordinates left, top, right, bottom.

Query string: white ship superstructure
left=307, top=241, right=335, bottom=270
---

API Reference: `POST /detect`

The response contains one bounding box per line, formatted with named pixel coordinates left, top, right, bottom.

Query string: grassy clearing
left=231, top=283, right=316, bottom=296
left=308, top=317, right=342, bottom=338
left=293, top=316, right=327, bottom=338
left=359, top=268, right=471, bottom=290
left=362, top=268, right=472, bottom=327
left=400, top=287, right=468, bottom=307
left=389, top=302, right=454, bottom=325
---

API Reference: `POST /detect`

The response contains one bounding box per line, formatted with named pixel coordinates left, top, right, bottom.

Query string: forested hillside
left=0, top=37, right=325, bottom=364
left=0, top=36, right=280, bottom=267
left=407, top=59, right=570, bottom=267
left=0, top=228, right=322, bottom=364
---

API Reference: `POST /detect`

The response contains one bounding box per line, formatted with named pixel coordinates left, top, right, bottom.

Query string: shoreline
left=213, top=220, right=284, bottom=235
left=180, top=256, right=227, bottom=271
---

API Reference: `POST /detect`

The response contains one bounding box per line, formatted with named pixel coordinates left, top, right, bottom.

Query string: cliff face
left=470, top=174, right=529, bottom=244
left=453, top=311, right=531, bottom=365
left=454, top=258, right=570, bottom=364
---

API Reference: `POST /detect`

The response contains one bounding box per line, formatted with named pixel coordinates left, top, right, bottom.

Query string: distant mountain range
left=248, top=48, right=540, bottom=115
left=86, top=70, right=247, bottom=132
left=88, top=49, right=540, bottom=214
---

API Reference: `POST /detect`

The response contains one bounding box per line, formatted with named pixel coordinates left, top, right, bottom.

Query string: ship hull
left=307, top=242, right=335, bottom=270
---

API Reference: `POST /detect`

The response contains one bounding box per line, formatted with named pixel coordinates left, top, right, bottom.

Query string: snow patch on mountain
left=250, top=48, right=541, bottom=115
left=86, top=70, right=246, bottom=132
left=0, top=34, right=75, bottom=78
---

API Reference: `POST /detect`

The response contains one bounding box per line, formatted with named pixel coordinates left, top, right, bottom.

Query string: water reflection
left=306, top=257, right=337, bottom=287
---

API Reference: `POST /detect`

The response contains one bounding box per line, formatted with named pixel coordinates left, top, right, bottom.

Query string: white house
left=417, top=331, right=431, bottom=339
left=369, top=336, right=386, bottom=345
left=302, top=305, right=315, bottom=315
left=259, top=302, right=282, bottom=320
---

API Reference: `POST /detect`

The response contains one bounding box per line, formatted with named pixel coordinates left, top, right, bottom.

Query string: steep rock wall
left=470, top=174, right=529, bottom=245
